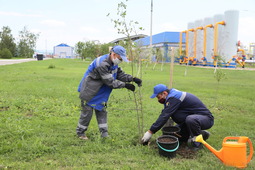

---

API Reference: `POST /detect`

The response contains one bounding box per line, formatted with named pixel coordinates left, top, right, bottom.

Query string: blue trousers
left=177, top=114, right=214, bottom=142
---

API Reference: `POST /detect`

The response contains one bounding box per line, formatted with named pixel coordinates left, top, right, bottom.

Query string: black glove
left=125, top=83, right=135, bottom=91
left=133, top=77, right=142, bottom=87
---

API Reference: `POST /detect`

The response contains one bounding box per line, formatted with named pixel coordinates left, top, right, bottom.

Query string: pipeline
left=179, top=31, right=186, bottom=56
left=186, top=29, right=194, bottom=57
left=213, top=21, right=225, bottom=66
left=203, top=24, right=213, bottom=65
left=193, top=26, right=203, bottom=64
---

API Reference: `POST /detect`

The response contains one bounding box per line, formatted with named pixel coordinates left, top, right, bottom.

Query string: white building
left=53, top=43, right=74, bottom=58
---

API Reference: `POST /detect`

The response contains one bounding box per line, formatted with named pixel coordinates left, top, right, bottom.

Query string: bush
left=0, top=48, right=13, bottom=59
left=48, top=64, right=56, bottom=69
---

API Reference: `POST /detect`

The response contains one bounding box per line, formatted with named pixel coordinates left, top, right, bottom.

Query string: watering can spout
left=195, top=134, right=206, bottom=144
left=195, top=135, right=224, bottom=162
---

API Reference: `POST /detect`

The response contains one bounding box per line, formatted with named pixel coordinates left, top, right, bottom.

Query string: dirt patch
left=158, top=137, right=176, bottom=143
left=176, top=143, right=197, bottom=159
left=0, top=106, right=9, bottom=111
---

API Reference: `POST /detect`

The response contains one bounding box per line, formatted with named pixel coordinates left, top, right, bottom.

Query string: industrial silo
left=223, top=10, right=239, bottom=66
left=203, top=17, right=214, bottom=65
left=194, top=19, right=204, bottom=62
left=187, top=22, right=195, bottom=58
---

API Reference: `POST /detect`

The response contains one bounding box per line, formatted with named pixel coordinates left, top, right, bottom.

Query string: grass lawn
left=0, top=59, right=254, bottom=169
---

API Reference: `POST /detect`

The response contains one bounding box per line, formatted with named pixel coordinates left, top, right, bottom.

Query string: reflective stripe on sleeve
left=102, top=74, right=112, bottom=79
left=96, top=57, right=100, bottom=67
left=180, top=92, right=186, bottom=101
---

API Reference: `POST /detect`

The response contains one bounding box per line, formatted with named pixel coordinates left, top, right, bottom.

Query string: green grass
left=0, top=59, right=255, bottom=169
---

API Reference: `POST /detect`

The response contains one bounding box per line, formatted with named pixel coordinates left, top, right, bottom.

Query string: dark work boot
left=201, top=130, right=210, bottom=141
left=187, top=138, right=203, bottom=151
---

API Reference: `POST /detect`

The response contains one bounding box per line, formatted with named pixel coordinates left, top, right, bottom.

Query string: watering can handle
left=247, top=138, right=254, bottom=163
left=223, top=136, right=239, bottom=143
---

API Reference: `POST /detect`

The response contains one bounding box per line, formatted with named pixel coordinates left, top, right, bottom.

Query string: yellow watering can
left=195, top=135, right=254, bottom=169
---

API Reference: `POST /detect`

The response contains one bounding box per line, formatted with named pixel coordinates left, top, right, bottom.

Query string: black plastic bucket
left=156, top=135, right=179, bottom=158
left=162, top=126, right=181, bottom=138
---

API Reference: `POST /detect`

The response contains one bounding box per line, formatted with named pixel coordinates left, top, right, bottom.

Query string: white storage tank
left=223, top=10, right=239, bottom=63
left=203, top=17, right=214, bottom=64
left=187, top=22, right=195, bottom=58
left=194, top=19, right=203, bottom=61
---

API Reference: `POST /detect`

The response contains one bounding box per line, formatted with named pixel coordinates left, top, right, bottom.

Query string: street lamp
left=150, top=0, right=153, bottom=62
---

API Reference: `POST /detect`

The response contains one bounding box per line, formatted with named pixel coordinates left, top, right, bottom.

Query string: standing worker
left=142, top=84, right=214, bottom=150
left=76, top=45, right=142, bottom=140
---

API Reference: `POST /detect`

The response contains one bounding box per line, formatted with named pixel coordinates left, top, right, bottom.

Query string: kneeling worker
left=142, top=84, right=214, bottom=150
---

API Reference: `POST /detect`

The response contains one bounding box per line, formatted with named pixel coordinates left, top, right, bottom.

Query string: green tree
left=75, top=41, right=114, bottom=60
left=0, top=26, right=16, bottom=57
left=81, top=41, right=98, bottom=60
left=0, top=48, right=12, bottom=59
left=75, top=41, right=85, bottom=60
left=17, top=27, right=39, bottom=58
left=108, top=0, right=144, bottom=141
left=99, top=43, right=115, bottom=55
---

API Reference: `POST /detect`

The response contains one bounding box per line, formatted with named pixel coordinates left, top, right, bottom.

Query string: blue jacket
left=78, top=54, right=133, bottom=111
left=150, top=88, right=213, bottom=133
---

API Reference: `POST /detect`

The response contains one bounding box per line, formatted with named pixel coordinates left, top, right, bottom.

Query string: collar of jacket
left=106, top=54, right=113, bottom=65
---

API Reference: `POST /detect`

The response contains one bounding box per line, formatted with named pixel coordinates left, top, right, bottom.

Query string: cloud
left=238, top=17, right=255, bottom=45
left=156, top=22, right=182, bottom=32
left=239, top=17, right=255, bottom=33
left=40, top=20, right=66, bottom=27
left=78, top=27, right=122, bottom=43
left=30, top=29, right=41, bottom=34
left=0, top=11, right=42, bottom=17
left=79, top=26, right=101, bottom=34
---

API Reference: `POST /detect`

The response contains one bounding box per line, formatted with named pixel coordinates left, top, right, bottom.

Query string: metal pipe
left=186, top=29, right=194, bottom=57
left=237, top=48, right=245, bottom=55
left=150, top=0, right=153, bottom=62
left=193, top=27, right=203, bottom=59
left=203, top=24, right=213, bottom=57
left=179, top=31, right=186, bottom=56
left=213, top=21, right=225, bottom=56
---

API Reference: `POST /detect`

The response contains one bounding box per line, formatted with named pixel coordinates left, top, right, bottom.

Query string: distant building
left=135, top=31, right=185, bottom=62
left=53, top=43, right=74, bottom=58
left=135, top=31, right=185, bottom=47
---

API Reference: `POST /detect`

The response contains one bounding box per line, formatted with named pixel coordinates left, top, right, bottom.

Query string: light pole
left=150, top=0, right=153, bottom=61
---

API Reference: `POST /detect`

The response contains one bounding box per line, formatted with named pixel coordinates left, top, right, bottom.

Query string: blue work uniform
left=150, top=88, right=214, bottom=141
left=76, top=54, right=133, bottom=137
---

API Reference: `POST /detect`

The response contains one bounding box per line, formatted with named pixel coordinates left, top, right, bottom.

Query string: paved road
left=0, top=58, right=44, bottom=66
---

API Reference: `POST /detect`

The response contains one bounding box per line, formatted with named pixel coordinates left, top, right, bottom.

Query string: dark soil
left=0, top=106, right=9, bottom=111
left=158, top=137, right=176, bottom=143
left=176, top=143, right=197, bottom=159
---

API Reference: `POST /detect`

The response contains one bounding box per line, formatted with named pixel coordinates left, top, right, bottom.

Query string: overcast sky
left=0, top=0, right=254, bottom=52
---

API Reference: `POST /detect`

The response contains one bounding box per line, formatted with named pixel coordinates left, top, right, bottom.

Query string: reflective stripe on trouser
left=95, top=108, right=108, bottom=135
left=76, top=101, right=108, bottom=136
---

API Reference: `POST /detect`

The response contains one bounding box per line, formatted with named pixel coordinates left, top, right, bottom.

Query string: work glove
left=133, top=77, right=142, bottom=87
left=125, top=83, right=135, bottom=91
left=141, top=131, right=153, bottom=143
